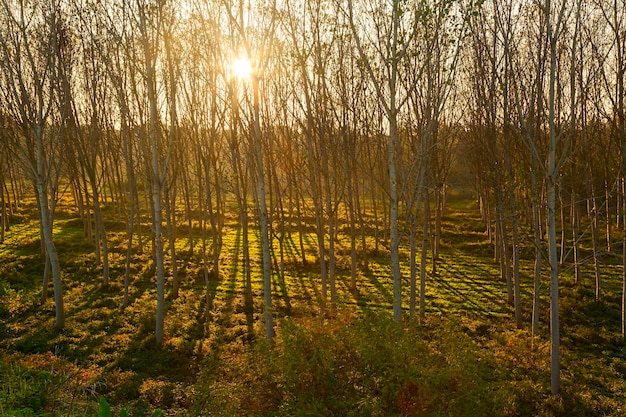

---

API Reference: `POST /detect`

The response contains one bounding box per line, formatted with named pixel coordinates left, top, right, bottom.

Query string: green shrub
left=218, top=312, right=511, bottom=417
left=97, top=397, right=163, bottom=417
left=0, top=360, right=50, bottom=415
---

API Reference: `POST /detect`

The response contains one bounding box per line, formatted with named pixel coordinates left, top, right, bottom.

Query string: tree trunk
left=36, top=182, right=64, bottom=329
left=389, top=115, right=403, bottom=322
left=606, top=181, right=612, bottom=253
left=253, top=75, right=274, bottom=340
left=572, top=193, right=581, bottom=284
left=93, top=192, right=109, bottom=287
left=510, top=193, right=522, bottom=329
left=587, top=177, right=602, bottom=299
left=547, top=168, right=560, bottom=395
left=547, top=8, right=561, bottom=392
left=623, top=182, right=626, bottom=340
left=314, top=205, right=327, bottom=301
left=296, top=192, right=307, bottom=266
left=432, top=186, right=443, bottom=274
left=348, top=186, right=358, bottom=297
left=325, top=179, right=336, bottom=306
left=497, top=198, right=514, bottom=306
left=531, top=169, right=542, bottom=338
left=165, top=188, right=179, bottom=299
left=420, top=191, right=430, bottom=323
left=1, top=169, right=5, bottom=244
left=141, top=11, right=167, bottom=345
left=559, top=191, right=566, bottom=265
left=41, top=255, right=50, bottom=305
left=409, top=212, right=417, bottom=319
left=202, top=183, right=211, bottom=319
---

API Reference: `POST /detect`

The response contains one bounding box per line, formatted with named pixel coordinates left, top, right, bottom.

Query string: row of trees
left=1, top=0, right=625, bottom=395
left=462, top=0, right=626, bottom=394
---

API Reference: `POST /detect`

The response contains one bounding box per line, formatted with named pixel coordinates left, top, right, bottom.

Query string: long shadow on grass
left=280, top=234, right=326, bottom=311
left=271, top=240, right=293, bottom=316
left=110, top=312, right=197, bottom=403
left=204, top=227, right=256, bottom=346
left=436, top=255, right=508, bottom=304
left=361, top=264, right=393, bottom=307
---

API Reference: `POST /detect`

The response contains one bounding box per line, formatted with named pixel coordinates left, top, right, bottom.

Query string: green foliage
left=97, top=397, right=163, bottom=417
left=0, top=359, right=50, bottom=415
left=0, top=282, right=36, bottom=319
left=196, top=311, right=538, bottom=416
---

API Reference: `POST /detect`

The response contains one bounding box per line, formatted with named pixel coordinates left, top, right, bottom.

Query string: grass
left=0, top=190, right=625, bottom=416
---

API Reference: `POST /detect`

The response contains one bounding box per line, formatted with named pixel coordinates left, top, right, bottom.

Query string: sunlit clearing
left=232, top=57, right=252, bottom=79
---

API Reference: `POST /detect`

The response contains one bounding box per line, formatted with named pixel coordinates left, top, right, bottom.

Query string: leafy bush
left=195, top=311, right=514, bottom=416
left=97, top=397, right=163, bottom=417
left=0, top=283, right=32, bottom=318
left=0, top=360, right=50, bottom=415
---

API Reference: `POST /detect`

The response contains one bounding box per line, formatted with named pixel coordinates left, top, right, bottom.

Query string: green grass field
left=1, top=191, right=625, bottom=416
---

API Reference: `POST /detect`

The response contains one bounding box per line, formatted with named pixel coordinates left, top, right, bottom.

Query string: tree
left=134, top=0, right=171, bottom=345
left=346, top=0, right=420, bottom=322
left=543, top=0, right=582, bottom=395
left=224, top=0, right=280, bottom=339
left=0, top=0, right=66, bottom=329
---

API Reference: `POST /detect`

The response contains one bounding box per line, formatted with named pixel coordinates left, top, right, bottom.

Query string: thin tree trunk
left=410, top=212, right=417, bottom=319
left=165, top=188, right=179, bottom=299
left=510, top=192, right=522, bottom=329
left=93, top=193, right=109, bottom=287
left=123, top=206, right=134, bottom=309
left=314, top=206, right=327, bottom=301
left=325, top=183, right=336, bottom=306
left=349, top=188, right=358, bottom=297
left=572, top=193, right=581, bottom=284
left=206, top=174, right=219, bottom=277
left=41, top=254, right=50, bottom=305
left=0, top=169, right=5, bottom=244
left=547, top=6, right=561, bottom=392
left=606, top=181, right=612, bottom=252
left=253, top=75, right=274, bottom=340
left=420, top=192, right=430, bottom=323
left=389, top=115, right=403, bottom=322
left=559, top=191, right=566, bottom=265
left=432, top=187, right=443, bottom=274
left=531, top=168, right=542, bottom=338
left=497, top=199, right=514, bottom=306
left=181, top=167, right=194, bottom=256
left=588, top=181, right=602, bottom=299
left=617, top=178, right=622, bottom=230
left=296, top=192, right=307, bottom=266
left=202, top=182, right=211, bottom=319
left=141, top=12, right=167, bottom=345
left=372, top=174, right=380, bottom=253
left=274, top=170, right=287, bottom=283
left=36, top=182, right=64, bottom=329
left=548, top=172, right=559, bottom=394
left=243, top=208, right=252, bottom=307
left=622, top=181, right=626, bottom=340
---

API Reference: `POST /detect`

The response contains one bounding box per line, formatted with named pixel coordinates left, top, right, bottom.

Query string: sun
left=231, top=56, right=252, bottom=79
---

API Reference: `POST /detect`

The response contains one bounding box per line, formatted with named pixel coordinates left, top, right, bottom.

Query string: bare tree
left=0, top=0, right=66, bottom=329
left=223, top=0, right=279, bottom=339
left=133, top=0, right=172, bottom=345
left=346, top=0, right=420, bottom=321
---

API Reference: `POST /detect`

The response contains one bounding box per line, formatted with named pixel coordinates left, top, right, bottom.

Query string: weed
left=97, top=397, right=163, bottom=417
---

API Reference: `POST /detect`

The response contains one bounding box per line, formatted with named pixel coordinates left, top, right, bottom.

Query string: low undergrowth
left=193, top=308, right=626, bottom=417
left=1, top=195, right=625, bottom=415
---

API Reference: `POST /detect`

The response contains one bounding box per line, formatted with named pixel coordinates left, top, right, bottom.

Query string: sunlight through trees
left=1, top=0, right=626, bottom=402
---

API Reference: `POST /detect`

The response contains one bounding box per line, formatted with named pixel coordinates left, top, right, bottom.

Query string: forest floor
left=1, top=189, right=625, bottom=416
